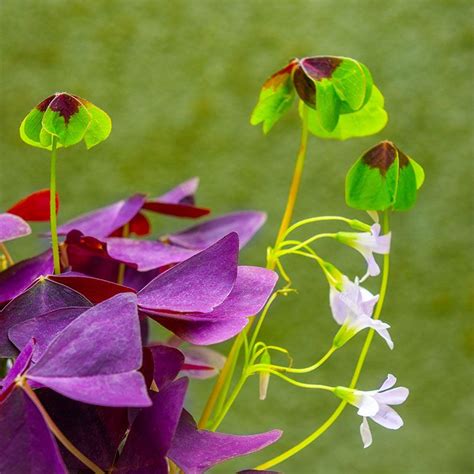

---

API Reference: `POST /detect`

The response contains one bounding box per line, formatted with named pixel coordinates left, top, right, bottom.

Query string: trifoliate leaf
left=346, top=141, right=399, bottom=211
left=20, top=92, right=111, bottom=150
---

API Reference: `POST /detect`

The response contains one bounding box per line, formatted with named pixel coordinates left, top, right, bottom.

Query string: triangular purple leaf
left=168, top=211, right=266, bottom=250
left=0, top=250, right=53, bottom=304
left=116, top=378, right=188, bottom=473
left=27, top=293, right=151, bottom=407
left=8, top=307, right=91, bottom=362
left=147, top=344, right=185, bottom=389
left=0, top=389, right=67, bottom=474
left=0, top=212, right=31, bottom=243
left=146, top=266, right=278, bottom=345
left=57, top=194, right=146, bottom=239
left=0, top=277, right=90, bottom=357
left=169, top=410, right=282, bottom=474
left=137, top=233, right=239, bottom=313
left=106, top=238, right=198, bottom=272
left=39, top=389, right=129, bottom=471
left=0, top=339, right=34, bottom=402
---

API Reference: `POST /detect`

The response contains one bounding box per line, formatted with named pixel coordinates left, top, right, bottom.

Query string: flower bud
left=259, top=350, right=272, bottom=401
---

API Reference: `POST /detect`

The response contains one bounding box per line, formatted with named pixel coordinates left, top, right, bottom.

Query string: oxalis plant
left=0, top=55, right=424, bottom=473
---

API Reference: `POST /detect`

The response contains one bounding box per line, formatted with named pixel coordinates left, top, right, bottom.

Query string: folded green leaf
left=304, top=86, right=387, bottom=140
left=82, top=102, right=112, bottom=149
left=346, top=141, right=424, bottom=211
left=316, top=80, right=340, bottom=132
left=331, top=58, right=367, bottom=111
left=250, top=61, right=297, bottom=134
left=42, top=95, right=91, bottom=148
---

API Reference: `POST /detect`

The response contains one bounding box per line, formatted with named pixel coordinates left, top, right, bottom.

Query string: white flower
left=330, top=276, right=393, bottom=349
left=337, top=223, right=391, bottom=277
left=334, top=374, right=409, bottom=448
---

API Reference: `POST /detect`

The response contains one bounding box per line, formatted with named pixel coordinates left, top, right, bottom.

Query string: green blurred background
left=1, top=1, right=472, bottom=472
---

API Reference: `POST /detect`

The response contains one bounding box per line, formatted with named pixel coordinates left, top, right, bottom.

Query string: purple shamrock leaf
left=168, top=211, right=266, bottom=250
left=0, top=277, right=90, bottom=357
left=116, top=378, right=189, bottom=473
left=147, top=344, right=185, bottom=389
left=0, top=212, right=31, bottom=243
left=57, top=193, right=147, bottom=239
left=143, top=177, right=210, bottom=218
left=169, top=410, right=282, bottom=473
left=0, top=339, right=35, bottom=402
left=137, top=233, right=239, bottom=313
left=106, top=237, right=199, bottom=272
left=39, top=389, right=129, bottom=472
left=48, top=273, right=136, bottom=304
left=0, top=250, right=53, bottom=304
left=56, top=178, right=209, bottom=240
left=26, top=293, right=151, bottom=407
left=0, top=389, right=67, bottom=474
left=8, top=307, right=91, bottom=362
left=146, top=266, right=278, bottom=345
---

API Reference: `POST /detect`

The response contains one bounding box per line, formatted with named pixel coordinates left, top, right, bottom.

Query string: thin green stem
left=212, top=337, right=241, bottom=420
left=277, top=233, right=335, bottom=256
left=255, top=401, right=347, bottom=471
left=247, top=367, right=335, bottom=392
left=198, top=106, right=310, bottom=429
left=209, top=374, right=248, bottom=431
left=0, top=242, right=14, bottom=267
left=255, top=211, right=391, bottom=470
left=50, top=137, right=60, bottom=275
left=116, top=223, right=130, bottom=284
left=282, top=216, right=353, bottom=241
left=273, top=105, right=309, bottom=247
left=251, top=345, right=336, bottom=374
left=248, top=292, right=279, bottom=351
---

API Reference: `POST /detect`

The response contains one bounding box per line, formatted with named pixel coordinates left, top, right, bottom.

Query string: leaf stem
left=21, top=383, right=104, bottom=473
left=255, top=211, right=391, bottom=470
left=273, top=105, right=309, bottom=247
left=198, top=105, right=310, bottom=429
left=0, top=242, right=14, bottom=267
left=50, top=137, right=61, bottom=275
left=116, top=223, right=130, bottom=284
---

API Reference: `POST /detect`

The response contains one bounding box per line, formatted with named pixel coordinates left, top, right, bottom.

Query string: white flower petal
left=372, top=232, right=391, bottom=254
left=370, top=223, right=381, bottom=237
left=329, top=287, right=349, bottom=325
left=360, top=417, right=373, bottom=448
left=379, top=374, right=397, bottom=391
left=356, top=393, right=380, bottom=417
left=365, top=252, right=381, bottom=276
left=370, top=404, right=404, bottom=430
left=370, top=320, right=394, bottom=349
left=350, top=314, right=373, bottom=333
left=360, top=293, right=379, bottom=316
left=375, top=387, right=409, bottom=405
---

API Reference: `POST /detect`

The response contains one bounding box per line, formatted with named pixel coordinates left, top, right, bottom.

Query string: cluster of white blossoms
left=327, top=220, right=409, bottom=447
